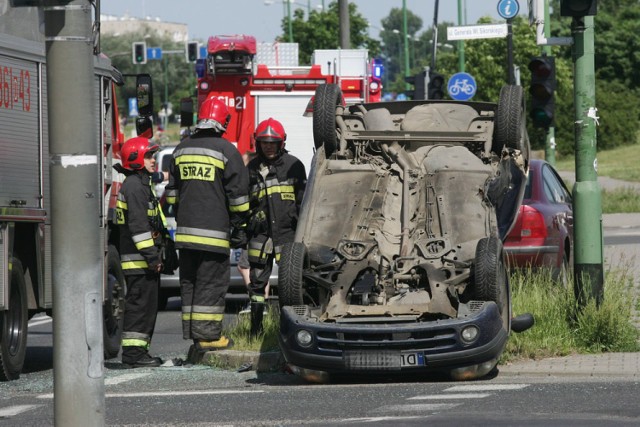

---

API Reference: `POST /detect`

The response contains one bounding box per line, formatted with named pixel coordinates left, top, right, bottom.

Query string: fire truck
left=191, top=34, right=383, bottom=171
left=0, top=4, right=127, bottom=380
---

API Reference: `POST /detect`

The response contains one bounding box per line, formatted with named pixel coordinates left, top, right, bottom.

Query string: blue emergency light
left=372, top=59, right=384, bottom=79
left=195, top=59, right=206, bottom=78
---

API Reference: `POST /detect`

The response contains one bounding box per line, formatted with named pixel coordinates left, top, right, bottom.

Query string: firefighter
left=247, top=118, right=306, bottom=336
left=164, top=95, right=249, bottom=359
left=116, top=136, right=164, bottom=368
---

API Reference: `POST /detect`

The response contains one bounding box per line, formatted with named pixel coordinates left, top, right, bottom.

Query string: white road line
left=28, top=317, right=52, bottom=328
left=408, top=393, right=491, bottom=400
left=105, top=372, right=150, bottom=386
left=37, top=389, right=264, bottom=399
left=342, top=416, right=423, bottom=423
left=0, top=404, right=41, bottom=417
left=381, top=403, right=459, bottom=412
left=445, top=384, right=529, bottom=392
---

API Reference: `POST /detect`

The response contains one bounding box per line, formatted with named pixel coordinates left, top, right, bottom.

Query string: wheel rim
left=7, top=282, right=23, bottom=356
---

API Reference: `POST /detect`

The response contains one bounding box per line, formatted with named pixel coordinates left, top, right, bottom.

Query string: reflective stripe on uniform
left=182, top=305, right=224, bottom=322
left=251, top=295, right=265, bottom=303
left=229, top=194, right=250, bottom=213
left=121, top=331, right=151, bottom=348
left=165, top=189, right=178, bottom=205
left=175, top=226, right=230, bottom=249
left=121, top=253, right=149, bottom=270
left=132, top=231, right=155, bottom=250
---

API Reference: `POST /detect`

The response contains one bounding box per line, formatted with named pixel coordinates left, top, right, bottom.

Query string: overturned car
left=278, top=84, right=531, bottom=382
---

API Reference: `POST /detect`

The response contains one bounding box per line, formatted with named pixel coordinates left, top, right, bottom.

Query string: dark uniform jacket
left=164, top=132, right=249, bottom=255
left=246, top=152, right=306, bottom=260
left=116, top=172, right=163, bottom=275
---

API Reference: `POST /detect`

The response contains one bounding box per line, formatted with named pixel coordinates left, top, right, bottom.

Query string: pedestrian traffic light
left=528, top=56, right=556, bottom=128
left=427, top=71, right=445, bottom=100
left=560, top=0, right=597, bottom=17
left=404, top=70, right=426, bottom=100
left=132, top=41, right=147, bottom=65
left=186, top=41, right=199, bottom=62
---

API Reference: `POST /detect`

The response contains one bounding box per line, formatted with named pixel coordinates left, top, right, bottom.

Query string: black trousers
left=121, top=271, right=160, bottom=360
left=248, top=251, right=275, bottom=298
left=179, top=249, right=229, bottom=340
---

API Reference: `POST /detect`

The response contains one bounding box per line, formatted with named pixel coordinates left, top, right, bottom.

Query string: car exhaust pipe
left=381, top=143, right=412, bottom=257
left=511, top=313, right=535, bottom=333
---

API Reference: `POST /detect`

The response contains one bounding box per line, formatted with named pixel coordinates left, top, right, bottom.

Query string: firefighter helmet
left=254, top=118, right=286, bottom=151
left=121, top=136, right=159, bottom=171
left=195, top=96, right=231, bottom=132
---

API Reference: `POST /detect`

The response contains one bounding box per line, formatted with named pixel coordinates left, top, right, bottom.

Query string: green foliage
left=221, top=305, right=280, bottom=352
left=504, top=268, right=639, bottom=362
left=99, top=27, right=197, bottom=120
left=601, top=188, right=640, bottom=214
left=283, top=2, right=381, bottom=65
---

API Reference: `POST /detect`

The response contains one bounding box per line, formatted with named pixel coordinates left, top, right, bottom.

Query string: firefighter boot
left=250, top=302, right=265, bottom=337
left=122, top=347, right=163, bottom=369
left=187, top=337, right=235, bottom=364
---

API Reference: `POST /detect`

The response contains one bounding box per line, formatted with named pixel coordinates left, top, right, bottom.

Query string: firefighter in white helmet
left=165, top=95, right=249, bottom=360
left=116, top=136, right=166, bottom=368
left=246, top=118, right=306, bottom=336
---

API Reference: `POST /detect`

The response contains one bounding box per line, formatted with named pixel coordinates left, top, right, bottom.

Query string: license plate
left=401, top=351, right=425, bottom=367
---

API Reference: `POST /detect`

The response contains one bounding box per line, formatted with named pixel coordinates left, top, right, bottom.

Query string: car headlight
left=295, top=329, right=313, bottom=347
left=460, top=325, right=479, bottom=344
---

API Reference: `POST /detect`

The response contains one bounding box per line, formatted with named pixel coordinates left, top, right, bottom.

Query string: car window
left=542, top=165, right=571, bottom=204
left=524, top=169, right=534, bottom=199
left=161, top=153, right=172, bottom=172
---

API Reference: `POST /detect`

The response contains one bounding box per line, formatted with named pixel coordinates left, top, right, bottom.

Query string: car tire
left=278, top=242, right=309, bottom=308
left=103, top=245, right=125, bottom=360
left=313, top=83, right=342, bottom=158
left=0, top=258, right=28, bottom=381
left=493, top=85, right=530, bottom=162
left=472, top=237, right=510, bottom=330
left=158, top=288, right=173, bottom=311
left=555, top=253, right=571, bottom=288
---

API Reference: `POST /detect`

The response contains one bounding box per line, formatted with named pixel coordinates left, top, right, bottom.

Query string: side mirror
left=136, top=116, right=153, bottom=138
left=180, top=97, right=194, bottom=127
left=136, top=74, right=154, bottom=118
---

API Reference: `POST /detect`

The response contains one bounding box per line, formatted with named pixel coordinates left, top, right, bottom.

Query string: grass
left=503, top=267, right=640, bottom=362
left=555, top=143, right=640, bottom=182
left=221, top=304, right=281, bottom=353
left=602, top=187, right=640, bottom=213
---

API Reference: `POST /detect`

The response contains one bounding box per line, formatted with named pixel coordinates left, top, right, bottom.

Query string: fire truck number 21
left=0, top=65, right=31, bottom=112
left=211, top=95, right=245, bottom=110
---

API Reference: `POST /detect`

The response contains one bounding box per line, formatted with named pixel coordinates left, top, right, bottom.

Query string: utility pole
left=45, top=0, right=105, bottom=425
left=402, top=0, right=410, bottom=89
left=571, top=15, right=603, bottom=306
left=457, top=0, right=465, bottom=72
left=339, top=0, right=350, bottom=48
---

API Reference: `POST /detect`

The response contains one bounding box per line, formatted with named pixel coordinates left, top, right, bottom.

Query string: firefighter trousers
left=179, top=249, right=229, bottom=341
left=248, top=250, right=276, bottom=300
left=121, top=271, right=160, bottom=361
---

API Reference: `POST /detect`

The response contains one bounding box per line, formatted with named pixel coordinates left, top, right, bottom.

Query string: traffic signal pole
left=571, top=15, right=603, bottom=305
left=543, top=0, right=556, bottom=165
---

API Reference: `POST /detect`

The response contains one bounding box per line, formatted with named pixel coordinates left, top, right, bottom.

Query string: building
left=100, top=14, right=188, bottom=43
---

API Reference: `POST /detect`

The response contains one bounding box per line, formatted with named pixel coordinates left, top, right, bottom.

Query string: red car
left=504, top=159, right=574, bottom=284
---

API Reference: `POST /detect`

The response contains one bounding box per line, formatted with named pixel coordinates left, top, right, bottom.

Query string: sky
left=101, top=0, right=509, bottom=43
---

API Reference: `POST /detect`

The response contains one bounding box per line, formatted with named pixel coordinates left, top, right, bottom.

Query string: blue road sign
left=497, top=0, right=519, bottom=20
left=447, top=72, right=477, bottom=101
left=199, top=46, right=207, bottom=59
left=147, top=47, right=162, bottom=60
left=128, top=97, right=138, bottom=117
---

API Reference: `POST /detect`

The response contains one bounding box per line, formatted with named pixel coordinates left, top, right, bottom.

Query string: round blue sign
left=447, top=72, right=477, bottom=101
left=497, top=0, right=519, bottom=20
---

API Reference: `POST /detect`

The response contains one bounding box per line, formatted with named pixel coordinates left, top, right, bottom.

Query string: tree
left=281, top=1, right=381, bottom=65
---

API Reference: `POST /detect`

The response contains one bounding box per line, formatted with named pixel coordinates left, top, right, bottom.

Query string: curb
left=202, top=350, right=286, bottom=372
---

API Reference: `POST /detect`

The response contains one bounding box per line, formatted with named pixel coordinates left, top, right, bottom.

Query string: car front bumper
left=278, top=301, right=508, bottom=376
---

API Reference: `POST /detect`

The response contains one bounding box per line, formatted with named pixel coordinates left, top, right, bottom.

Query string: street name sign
left=447, top=24, right=508, bottom=41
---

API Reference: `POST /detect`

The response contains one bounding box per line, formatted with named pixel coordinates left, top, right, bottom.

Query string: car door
left=541, top=164, right=574, bottom=265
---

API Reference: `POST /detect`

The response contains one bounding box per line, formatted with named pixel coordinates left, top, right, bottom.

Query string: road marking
left=37, top=389, right=264, bottom=399
left=0, top=405, right=41, bottom=417
left=105, top=372, right=150, bottom=385
left=28, top=316, right=52, bottom=328
left=445, top=384, right=529, bottom=392
left=342, top=416, right=422, bottom=422
left=381, top=403, right=459, bottom=412
left=408, top=393, right=491, bottom=400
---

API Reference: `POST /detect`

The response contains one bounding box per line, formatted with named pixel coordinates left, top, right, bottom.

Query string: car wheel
left=0, top=258, right=28, bottom=381
left=158, top=288, right=173, bottom=311
left=103, top=245, right=125, bottom=360
left=473, top=237, right=510, bottom=330
left=312, top=83, right=342, bottom=157
left=555, top=253, right=571, bottom=288
left=493, top=85, right=530, bottom=162
left=278, top=242, right=309, bottom=308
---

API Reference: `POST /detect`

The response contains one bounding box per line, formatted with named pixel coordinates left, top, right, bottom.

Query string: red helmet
left=254, top=118, right=286, bottom=150
left=196, top=96, right=231, bottom=132
left=121, top=137, right=159, bottom=171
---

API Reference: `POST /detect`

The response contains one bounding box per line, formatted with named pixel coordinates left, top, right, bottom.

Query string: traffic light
left=528, top=56, right=556, bottom=128
left=132, top=41, right=147, bottom=65
left=427, top=71, right=445, bottom=100
left=560, top=0, right=597, bottom=17
left=186, top=41, right=199, bottom=62
left=404, top=70, right=426, bottom=100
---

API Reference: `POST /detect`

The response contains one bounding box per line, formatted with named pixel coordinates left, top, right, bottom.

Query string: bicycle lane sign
left=447, top=72, right=477, bottom=101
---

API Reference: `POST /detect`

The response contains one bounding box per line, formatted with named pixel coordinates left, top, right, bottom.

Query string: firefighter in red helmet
left=164, top=95, right=249, bottom=360
left=246, top=118, right=306, bottom=336
left=115, top=136, right=167, bottom=368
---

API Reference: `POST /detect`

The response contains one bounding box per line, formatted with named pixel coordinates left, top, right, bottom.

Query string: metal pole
left=287, top=0, right=293, bottom=42
left=457, top=0, right=465, bottom=72
left=402, top=0, right=410, bottom=89
left=430, top=0, right=439, bottom=71
left=572, top=15, right=603, bottom=306
left=543, top=0, right=556, bottom=165
left=45, top=1, right=105, bottom=424
left=164, top=54, right=169, bottom=130
left=507, top=18, right=515, bottom=84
